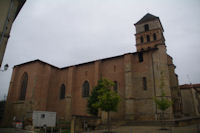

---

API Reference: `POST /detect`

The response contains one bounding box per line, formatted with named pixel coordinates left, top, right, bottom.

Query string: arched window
left=146, top=35, right=150, bottom=42
left=140, top=36, right=144, bottom=43
left=19, top=72, right=28, bottom=100
left=82, top=81, right=90, bottom=97
left=60, top=84, right=66, bottom=99
left=114, top=81, right=118, bottom=92
left=153, top=33, right=157, bottom=40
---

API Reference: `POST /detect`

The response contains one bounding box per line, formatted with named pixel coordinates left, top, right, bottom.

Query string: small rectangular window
left=140, top=36, right=144, bottom=43
left=153, top=33, right=157, bottom=40
left=144, top=24, right=149, bottom=31
left=41, top=114, right=45, bottom=119
left=143, top=77, right=147, bottom=90
left=114, top=81, right=118, bottom=92
left=138, top=52, right=143, bottom=62
left=114, top=65, right=116, bottom=72
left=146, top=35, right=150, bottom=42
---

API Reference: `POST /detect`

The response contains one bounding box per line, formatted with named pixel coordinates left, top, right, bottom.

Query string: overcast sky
left=0, top=0, right=200, bottom=100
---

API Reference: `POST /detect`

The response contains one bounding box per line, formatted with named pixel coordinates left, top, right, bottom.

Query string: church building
left=4, top=13, right=182, bottom=127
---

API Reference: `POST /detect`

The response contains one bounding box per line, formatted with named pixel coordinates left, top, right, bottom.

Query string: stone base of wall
left=71, top=115, right=100, bottom=133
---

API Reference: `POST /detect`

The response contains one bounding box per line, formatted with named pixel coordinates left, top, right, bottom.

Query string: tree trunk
left=107, top=111, right=111, bottom=133
left=160, top=111, right=167, bottom=130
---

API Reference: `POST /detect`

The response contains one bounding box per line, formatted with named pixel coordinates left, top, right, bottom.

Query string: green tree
left=87, top=87, right=99, bottom=116
left=154, top=90, right=172, bottom=113
left=154, top=72, right=172, bottom=129
left=87, top=79, right=120, bottom=132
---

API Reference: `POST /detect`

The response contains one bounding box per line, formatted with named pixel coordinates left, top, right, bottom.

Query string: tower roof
left=134, top=13, right=159, bottom=25
left=14, top=0, right=26, bottom=20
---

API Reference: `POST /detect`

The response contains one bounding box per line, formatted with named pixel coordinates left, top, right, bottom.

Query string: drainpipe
left=0, top=0, right=13, bottom=66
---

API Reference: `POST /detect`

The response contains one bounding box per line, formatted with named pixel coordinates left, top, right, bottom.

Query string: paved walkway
left=1, top=124, right=199, bottom=133
left=0, top=128, right=33, bottom=133
left=82, top=124, right=200, bottom=133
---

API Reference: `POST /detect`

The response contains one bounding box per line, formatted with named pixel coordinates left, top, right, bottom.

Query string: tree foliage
left=154, top=90, right=172, bottom=111
left=87, top=79, right=120, bottom=115
left=154, top=72, right=172, bottom=112
left=87, top=87, right=99, bottom=116
left=96, top=86, right=120, bottom=112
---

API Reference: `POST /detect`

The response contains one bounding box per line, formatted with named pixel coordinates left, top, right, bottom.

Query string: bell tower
left=134, top=13, right=165, bottom=52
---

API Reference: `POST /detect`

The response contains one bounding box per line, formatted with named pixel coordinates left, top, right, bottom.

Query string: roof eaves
left=61, top=48, right=158, bottom=70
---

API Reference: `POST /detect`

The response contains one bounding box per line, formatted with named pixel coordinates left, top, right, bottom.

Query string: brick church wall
left=4, top=13, right=181, bottom=127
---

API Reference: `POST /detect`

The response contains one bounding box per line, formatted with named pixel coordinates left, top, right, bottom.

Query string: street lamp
left=0, top=64, right=9, bottom=72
